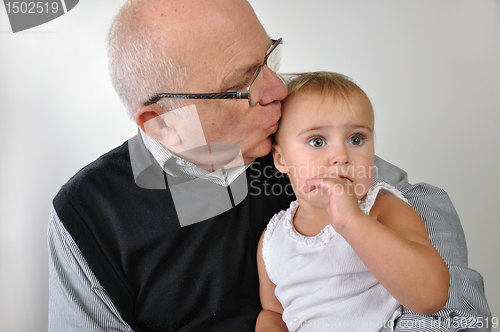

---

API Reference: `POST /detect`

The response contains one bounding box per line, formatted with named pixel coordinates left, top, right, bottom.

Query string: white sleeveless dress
left=262, top=182, right=405, bottom=331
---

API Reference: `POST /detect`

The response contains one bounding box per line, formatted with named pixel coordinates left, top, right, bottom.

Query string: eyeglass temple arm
left=144, top=92, right=250, bottom=106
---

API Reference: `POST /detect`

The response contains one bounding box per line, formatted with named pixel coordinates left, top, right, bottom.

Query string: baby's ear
left=272, top=145, right=287, bottom=174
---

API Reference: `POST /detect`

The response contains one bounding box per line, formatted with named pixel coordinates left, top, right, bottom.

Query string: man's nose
left=259, top=65, right=287, bottom=105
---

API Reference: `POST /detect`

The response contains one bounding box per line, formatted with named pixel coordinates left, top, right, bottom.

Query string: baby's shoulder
left=262, top=200, right=298, bottom=238
left=370, top=190, right=420, bottom=227
left=360, top=182, right=407, bottom=215
left=372, top=193, right=407, bottom=210
left=365, top=182, right=409, bottom=218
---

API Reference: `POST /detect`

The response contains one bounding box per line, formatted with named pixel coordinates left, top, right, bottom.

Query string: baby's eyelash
left=353, top=133, right=366, bottom=139
left=348, top=133, right=367, bottom=146
left=308, top=135, right=326, bottom=141
left=307, top=136, right=327, bottom=147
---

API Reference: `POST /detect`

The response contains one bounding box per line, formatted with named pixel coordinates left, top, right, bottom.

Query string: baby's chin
left=297, top=185, right=368, bottom=210
left=298, top=189, right=331, bottom=209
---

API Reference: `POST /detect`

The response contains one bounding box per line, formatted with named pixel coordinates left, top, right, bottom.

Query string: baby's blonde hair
left=274, top=72, right=373, bottom=146
left=281, top=71, right=368, bottom=106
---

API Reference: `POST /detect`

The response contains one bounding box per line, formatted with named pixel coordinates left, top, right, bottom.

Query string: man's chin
left=242, top=138, right=273, bottom=163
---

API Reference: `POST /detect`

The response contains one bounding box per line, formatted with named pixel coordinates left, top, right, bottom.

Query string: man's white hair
left=107, top=0, right=188, bottom=119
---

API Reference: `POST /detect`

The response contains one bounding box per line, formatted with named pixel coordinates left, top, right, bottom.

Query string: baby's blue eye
left=349, top=135, right=364, bottom=146
left=308, top=137, right=326, bottom=147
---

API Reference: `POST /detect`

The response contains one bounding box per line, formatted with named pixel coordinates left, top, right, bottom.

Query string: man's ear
left=272, top=145, right=288, bottom=174
left=135, top=104, right=181, bottom=147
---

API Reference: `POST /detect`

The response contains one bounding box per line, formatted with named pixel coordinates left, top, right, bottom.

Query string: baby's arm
left=304, top=178, right=450, bottom=315
left=255, top=229, right=287, bottom=332
left=364, top=194, right=450, bottom=313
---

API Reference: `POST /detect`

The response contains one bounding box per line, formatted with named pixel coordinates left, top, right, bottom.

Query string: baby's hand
left=303, top=176, right=363, bottom=233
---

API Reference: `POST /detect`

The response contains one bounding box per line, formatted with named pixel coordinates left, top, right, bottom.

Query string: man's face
left=179, top=2, right=287, bottom=164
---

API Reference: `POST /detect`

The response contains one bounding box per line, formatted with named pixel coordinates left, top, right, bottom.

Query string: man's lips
left=265, top=102, right=281, bottom=129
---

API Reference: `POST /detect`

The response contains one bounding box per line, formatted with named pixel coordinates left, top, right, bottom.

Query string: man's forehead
left=143, top=0, right=260, bottom=32
left=221, top=36, right=273, bottom=83
left=138, top=0, right=270, bottom=86
left=183, top=26, right=269, bottom=90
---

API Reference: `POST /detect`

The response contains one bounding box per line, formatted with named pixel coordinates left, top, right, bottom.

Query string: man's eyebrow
left=223, top=66, right=256, bottom=88
left=223, top=37, right=273, bottom=87
left=224, top=46, right=271, bottom=87
left=244, top=36, right=273, bottom=72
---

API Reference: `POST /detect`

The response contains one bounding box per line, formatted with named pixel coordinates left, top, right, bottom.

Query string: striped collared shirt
left=48, top=145, right=492, bottom=331
left=139, top=128, right=251, bottom=187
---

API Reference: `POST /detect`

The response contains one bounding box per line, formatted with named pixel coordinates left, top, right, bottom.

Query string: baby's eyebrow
left=296, top=126, right=328, bottom=137
left=347, top=124, right=374, bottom=132
left=296, top=124, right=373, bottom=137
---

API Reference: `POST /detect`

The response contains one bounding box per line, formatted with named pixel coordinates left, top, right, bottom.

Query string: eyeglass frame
left=143, top=38, right=283, bottom=107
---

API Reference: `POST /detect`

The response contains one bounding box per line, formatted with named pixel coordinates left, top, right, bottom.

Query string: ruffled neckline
left=274, top=182, right=406, bottom=247
left=280, top=201, right=336, bottom=248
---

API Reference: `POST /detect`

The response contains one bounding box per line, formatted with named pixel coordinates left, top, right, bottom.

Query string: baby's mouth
left=338, top=175, right=353, bottom=182
left=313, top=173, right=353, bottom=183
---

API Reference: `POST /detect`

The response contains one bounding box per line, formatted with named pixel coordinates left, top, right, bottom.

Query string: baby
left=256, top=72, right=450, bottom=331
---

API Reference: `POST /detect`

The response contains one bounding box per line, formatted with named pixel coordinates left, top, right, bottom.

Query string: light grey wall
left=0, top=1, right=498, bottom=330
left=0, top=2, right=135, bottom=331
left=250, top=0, right=500, bottom=323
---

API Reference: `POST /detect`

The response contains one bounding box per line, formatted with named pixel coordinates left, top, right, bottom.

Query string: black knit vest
left=53, top=135, right=295, bottom=332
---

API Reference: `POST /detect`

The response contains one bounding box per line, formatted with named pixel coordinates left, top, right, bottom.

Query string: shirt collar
left=139, top=128, right=252, bottom=187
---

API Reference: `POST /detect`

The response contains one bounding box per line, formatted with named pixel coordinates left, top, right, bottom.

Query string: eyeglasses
left=144, top=38, right=283, bottom=107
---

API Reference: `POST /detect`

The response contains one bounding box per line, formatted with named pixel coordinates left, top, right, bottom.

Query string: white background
left=1, top=0, right=498, bottom=330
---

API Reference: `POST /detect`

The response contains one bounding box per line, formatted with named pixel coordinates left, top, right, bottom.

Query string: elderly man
left=48, top=0, right=490, bottom=331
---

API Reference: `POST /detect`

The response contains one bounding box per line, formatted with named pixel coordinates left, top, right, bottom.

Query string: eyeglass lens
left=247, top=41, right=283, bottom=107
